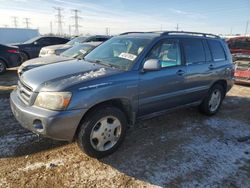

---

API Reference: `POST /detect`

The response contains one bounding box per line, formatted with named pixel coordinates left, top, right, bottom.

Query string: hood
left=21, top=56, right=73, bottom=67
left=21, top=60, right=120, bottom=92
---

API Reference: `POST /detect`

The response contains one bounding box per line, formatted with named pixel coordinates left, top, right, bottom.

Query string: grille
left=17, top=80, right=33, bottom=105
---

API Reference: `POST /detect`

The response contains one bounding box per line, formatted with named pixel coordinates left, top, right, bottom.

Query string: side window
left=182, top=39, right=206, bottom=64
left=208, top=40, right=226, bottom=61
left=146, top=40, right=181, bottom=68
left=37, top=38, right=51, bottom=46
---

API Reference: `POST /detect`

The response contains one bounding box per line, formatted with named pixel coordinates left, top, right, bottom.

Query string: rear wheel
left=199, top=84, right=225, bottom=116
left=20, top=52, right=28, bottom=62
left=77, top=106, right=127, bottom=158
left=0, top=60, right=6, bottom=74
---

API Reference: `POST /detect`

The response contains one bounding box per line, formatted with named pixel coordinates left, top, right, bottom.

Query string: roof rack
left=119, top=32, right=149, bottom=35
left=119, top=31, right=220, bottom=38
left=161, top=31, right=220, bottom=38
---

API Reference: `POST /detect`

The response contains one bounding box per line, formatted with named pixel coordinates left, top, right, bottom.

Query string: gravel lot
left=0, top=69, right=250, bottom=188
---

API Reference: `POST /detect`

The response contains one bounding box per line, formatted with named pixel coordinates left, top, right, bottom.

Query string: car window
left=146, top=40, right=181, bottom=68
left=37, top=38, right=51, bottom=46
left=182, top=38, right=206, bottom=64
left=208, top=40, right=226, bottom=61
left=85, top=36, right=152, bottom=70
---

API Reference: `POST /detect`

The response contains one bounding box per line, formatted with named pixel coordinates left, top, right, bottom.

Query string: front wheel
left=199, top=84, right=225, bottom=116
left=77, top=106, right=127, bottom=158
left=0, top=60, right=6, bottom=74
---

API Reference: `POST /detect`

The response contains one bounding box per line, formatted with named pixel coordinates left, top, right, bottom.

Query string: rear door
left=138, top=38, right=187, bottom=116
left=180, top=38, right=212, bottom=103
left=207, top=39, right=229, bottom=81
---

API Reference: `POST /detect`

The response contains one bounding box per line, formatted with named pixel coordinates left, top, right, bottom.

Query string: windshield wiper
left=86, top=59, right=119, bottom=69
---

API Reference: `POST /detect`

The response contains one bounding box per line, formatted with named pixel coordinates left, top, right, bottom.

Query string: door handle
left=176, top=69, right=185, bottom=76
left=209, top=64, right=214, bottom=70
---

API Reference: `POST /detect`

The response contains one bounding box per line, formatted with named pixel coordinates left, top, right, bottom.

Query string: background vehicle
left=39, top=35, right=111, bottom=57
left=18, top=42, right=102, bottom=76
left=0, top=44, right=21, bottom=74
left=13, top=36, right=69, bottom=62
left=234, top=53, right=250, bottom=84
left=227, top=37, right=250, bottom=54
left=10, top=31, right=234, bottom=158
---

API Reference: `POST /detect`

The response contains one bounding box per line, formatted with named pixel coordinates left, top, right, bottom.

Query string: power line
left=23, top=18, right=31, bottom=29
left=54, top=7, right=63, bottom=35
left=71, top=9, right=81, bottom=36
left=12, top=17, right=18, bottom=28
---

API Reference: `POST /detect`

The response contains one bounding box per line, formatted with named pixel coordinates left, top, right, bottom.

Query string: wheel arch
left=74, top=98, right=135, bottom=139
left=210, top=79, right=227, bottom=97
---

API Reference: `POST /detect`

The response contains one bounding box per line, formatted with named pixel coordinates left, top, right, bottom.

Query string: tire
left=77, top=106, right=127, bottom=158
left=20, top=52, right=28, bottom=62
left=199, top=84, right=225, bottom=116
left=0, top=60, right=6, bottom=74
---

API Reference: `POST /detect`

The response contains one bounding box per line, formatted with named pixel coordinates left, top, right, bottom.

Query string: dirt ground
left=0, top=69, right=249, bottom=188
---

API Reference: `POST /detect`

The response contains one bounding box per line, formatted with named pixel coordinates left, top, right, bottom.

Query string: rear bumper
left=10, top=90, right=87, bottom=141
left=235, top=77, right=250, bottom=85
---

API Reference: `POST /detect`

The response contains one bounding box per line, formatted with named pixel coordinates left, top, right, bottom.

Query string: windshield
left=23, top=36, right=41, bottom=44
left=61, top=44, right=95, bottom=58
left=84, top=36, right=152, bottom=70
left=67, top=36, right=87, bottom=45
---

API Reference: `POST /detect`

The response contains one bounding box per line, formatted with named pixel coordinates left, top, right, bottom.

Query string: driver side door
left=138, top=39, right=187, bottom=117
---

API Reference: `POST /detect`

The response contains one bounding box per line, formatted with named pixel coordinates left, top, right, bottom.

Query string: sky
left=0, top=0, right=249, bottom=35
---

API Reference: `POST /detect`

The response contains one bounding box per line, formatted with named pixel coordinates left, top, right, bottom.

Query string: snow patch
left=21, top=159, right=65, bottom=171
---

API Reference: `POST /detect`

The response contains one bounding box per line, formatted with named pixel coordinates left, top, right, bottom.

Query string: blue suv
left=10, top=31, right=234, bottom=158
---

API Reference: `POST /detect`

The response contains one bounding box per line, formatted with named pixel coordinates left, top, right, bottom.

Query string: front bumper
left=10, top=90, right=87, bottom=141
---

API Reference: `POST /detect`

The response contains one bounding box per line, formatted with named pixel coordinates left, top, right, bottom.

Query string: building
left=0, top=28, right=39, bottom=44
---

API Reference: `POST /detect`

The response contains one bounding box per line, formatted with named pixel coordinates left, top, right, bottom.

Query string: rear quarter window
left=182, top=38, right=206, bottom=64
left=208, top=40, right=226, bottom=61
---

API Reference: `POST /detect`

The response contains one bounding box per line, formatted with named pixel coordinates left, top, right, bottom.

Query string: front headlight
left=47, top=49, right=55, bottom=55
left=34, top=92, right=72, bottom=111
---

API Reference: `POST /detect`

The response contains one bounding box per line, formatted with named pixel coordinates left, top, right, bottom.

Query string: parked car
left=234, top=53, right=250, bottom=84
left=13, top=36, right=69, bottom=62
left=227, top=36, right=250, bottom=54
left=39, top=35, right=111, bottom=57
left=18, top=42, right=102, bottom=76
left=10, top=31, right=234, bottom=158
left=0, top=44, right=21, bottom=74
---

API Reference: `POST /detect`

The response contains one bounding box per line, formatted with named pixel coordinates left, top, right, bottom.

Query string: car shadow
left=99, top=95, right=250, bottom=187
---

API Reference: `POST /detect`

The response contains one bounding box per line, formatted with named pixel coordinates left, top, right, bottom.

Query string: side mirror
left=34, top=41, right=38, bottom=45
left=143, top=59, right=161, bottom=71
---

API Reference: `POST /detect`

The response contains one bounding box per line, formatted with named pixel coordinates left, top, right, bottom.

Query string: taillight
left=7, top=49, right=18, bottom=53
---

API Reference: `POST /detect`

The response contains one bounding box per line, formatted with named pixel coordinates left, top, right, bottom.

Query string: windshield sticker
left=79, top=49, right=87, bottom=54
left=119, top=53, right=137, bottom=61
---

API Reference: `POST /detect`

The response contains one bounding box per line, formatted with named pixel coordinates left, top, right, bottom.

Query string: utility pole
left=245, top=21, right=249, bottom=36
left=175, top=24, right=179, bottom=31
left=69, top=25, right=71, bottom=36
left=12, top=17, right=18, bottom=28
left=54, top=7, right=63, bottom=35
left=71, top=9, right=81, bottom=36
left=24, top=18, right=31, bottom=29
left=105, top=27, right=110, bottom=35
left=50, top=21, right=53, bottom=34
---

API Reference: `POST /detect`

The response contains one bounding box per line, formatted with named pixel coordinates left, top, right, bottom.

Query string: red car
left=234, top=54, right=250, bottom=84
left=227, top=36, right=250, bottom=54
